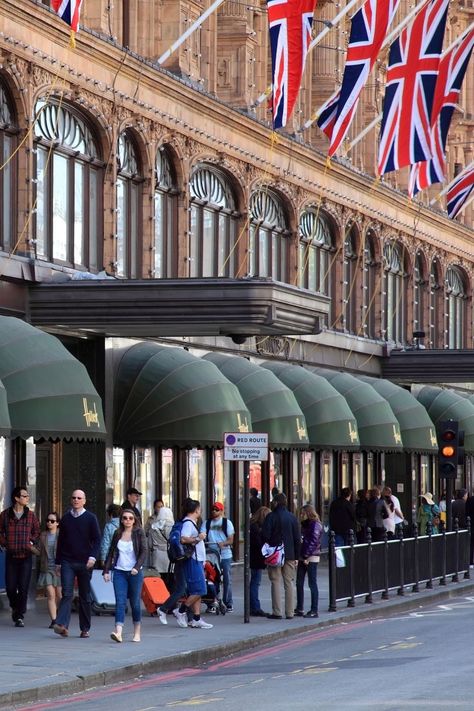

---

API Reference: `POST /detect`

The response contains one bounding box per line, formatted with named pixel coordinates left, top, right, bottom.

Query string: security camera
left=229, top=335, right=248, bottom=345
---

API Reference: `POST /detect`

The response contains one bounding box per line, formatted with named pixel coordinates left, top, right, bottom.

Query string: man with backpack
left=202, top=502, right=235, bottom=612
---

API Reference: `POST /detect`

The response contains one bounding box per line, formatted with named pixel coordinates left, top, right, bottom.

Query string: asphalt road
left=16, top=596, right=474, bottom=711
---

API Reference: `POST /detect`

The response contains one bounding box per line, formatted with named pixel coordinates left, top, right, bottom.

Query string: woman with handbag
left=249, top=506, right=271, bottom=616
left=295, top=505, right=322, bottom=618
left=103, top=509, right=147, bottom=643
left=37, top=512, right=61, bottom=628
left=147, top=506, right=174, bottom=588
left=417, top=493, right=440, bottom=534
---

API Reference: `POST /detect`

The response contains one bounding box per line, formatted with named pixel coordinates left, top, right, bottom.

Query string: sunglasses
left=47, top=519, right=57, bottom=524
left=212, top=507, right=222, bottom=512
left=122, top=516, right=134, bottom=521
left=71, top=496, right=84, bottom=500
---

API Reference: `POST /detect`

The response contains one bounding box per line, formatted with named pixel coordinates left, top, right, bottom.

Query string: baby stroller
left=202, top=543, right=227, bottom=615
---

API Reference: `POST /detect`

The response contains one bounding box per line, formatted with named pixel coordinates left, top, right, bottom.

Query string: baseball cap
left=212, top=501, right=224, bottom=512
left=127, top=487, right=142, bottom=496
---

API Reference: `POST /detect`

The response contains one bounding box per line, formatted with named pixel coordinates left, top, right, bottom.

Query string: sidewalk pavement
left=1, top=564, right=474, bottom=708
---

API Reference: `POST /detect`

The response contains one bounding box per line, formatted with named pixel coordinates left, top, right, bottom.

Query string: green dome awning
left=313, top=368, right=403, bottom=452
left=203, top=353, right=309, bottom=449
left=262, top=362, right=360, bottom=450
left=0, top=317, right=105, bottom=441
left=0, top=381, right=11, bottom=438
left=114, top=344, right=252, bottom=448
left=360, top=377, right=438, bottom=454
left=416, top=386, right=474, bottom=454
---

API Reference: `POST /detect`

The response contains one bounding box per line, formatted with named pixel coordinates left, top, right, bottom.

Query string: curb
left=3, top=579, right=474, bottom=708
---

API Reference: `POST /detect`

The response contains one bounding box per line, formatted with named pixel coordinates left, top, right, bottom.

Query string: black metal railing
left=328, top=519, right=471, bottom=611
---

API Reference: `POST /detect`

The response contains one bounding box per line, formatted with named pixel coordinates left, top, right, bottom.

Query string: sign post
left=224, top=433, right=269, bottom=623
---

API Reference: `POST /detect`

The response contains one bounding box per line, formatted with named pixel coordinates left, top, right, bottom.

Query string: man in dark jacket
left=121, top=487, right=142, bottom=524
left=329, top=488, right=356, bottom=546
left=452, top=489, right=468, bottom=528
left=0, top=486, right=40, bottom=627
left=262, top=493, right=300, bottom=620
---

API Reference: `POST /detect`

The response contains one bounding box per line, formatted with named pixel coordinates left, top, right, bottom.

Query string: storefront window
left=113, top=448, right=125, bottom=505
left=161, top=448, right=174, bottom=509
left=321, top=451, right=333, bottom=524
left=135, top=448, right=154, bottom=521
left=0, top=438, right=8, bottom=511
left=300, top=451, right=314, bottom=507
left=353, top=453, right=363, bottom=494
left=25, top=439, right=37, bottom=513
left=249, top=461, right=262, bottom=494
left=213, top=450, right=229, bottom=508
left=187, top=449, right=206, bottom=502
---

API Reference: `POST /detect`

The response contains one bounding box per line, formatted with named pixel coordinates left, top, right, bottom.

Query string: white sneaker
left=189, top=618, right=213, bottom=629
left=158, top=608, right=167, bottom=625
left=173, top=609, right=188, bottom=629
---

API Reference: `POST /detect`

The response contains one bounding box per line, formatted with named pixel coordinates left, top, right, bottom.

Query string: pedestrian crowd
left=1, top=482, right=472, bottom=641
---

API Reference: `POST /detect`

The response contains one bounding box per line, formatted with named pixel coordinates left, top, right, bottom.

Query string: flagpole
left=251, top=0, right=362, bottom=109
left=157, top=0, right=226, bottom=65
left=346, top=10, right=474, bottom=153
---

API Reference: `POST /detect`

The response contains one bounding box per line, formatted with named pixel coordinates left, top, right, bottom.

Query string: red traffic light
left=441, top=429, right=456, bottom=441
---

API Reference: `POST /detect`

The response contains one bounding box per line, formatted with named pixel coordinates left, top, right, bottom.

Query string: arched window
left=414, top=251, right=427, bottom=336
left=33, top=100, right=103, bottom=270
left=189, top=166, right=238, bottom=277
left=250, top=189, right=289, bottom=281
left=343, top=227, right=358, bottom=333
left=0, top=81, right=16, bottom=252
left=429, top=259, right=442, bottom=348
left=382, top=241, right=406, bottom=343
left=362, top=230, right=377, bottom=339
left=154, top=147, right=177, bottom=278
left=446, top=265, right=466, bottom=348
left=298, top=209, right=332, bottom=294
left=116, top=131, right=142, bottom=278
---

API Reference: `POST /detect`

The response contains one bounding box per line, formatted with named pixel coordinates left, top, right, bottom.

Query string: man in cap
left=202, top=501, right=235, bottom=612
left=121, top=487, right=142, bottom=524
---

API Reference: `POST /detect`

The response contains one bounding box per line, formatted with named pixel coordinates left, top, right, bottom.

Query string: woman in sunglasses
left=103, top=510, right=147, bottom=643
left=37, top=513, right=61, bottom=628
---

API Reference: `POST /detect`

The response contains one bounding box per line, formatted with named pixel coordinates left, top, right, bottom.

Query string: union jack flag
left=317, top=0, right=400, bottom=157
left=446, top=164, right=474, bottom=219
left=52, top=0, right=83, bottom=34
left=268, top=0, right=315, bottom=129
left=378, top=0, right=450, bottom=176
left=409, top=28, right=474, bottom=196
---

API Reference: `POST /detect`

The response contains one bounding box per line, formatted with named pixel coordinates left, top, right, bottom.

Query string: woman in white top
left=382, top=494, right=396, bottom=538
left=103, top=510, right=147, bottom=643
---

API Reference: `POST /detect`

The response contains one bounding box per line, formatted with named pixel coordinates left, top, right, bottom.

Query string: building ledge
left=28, top=278, right=330, bottom=339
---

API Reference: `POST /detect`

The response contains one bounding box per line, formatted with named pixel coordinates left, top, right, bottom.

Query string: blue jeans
left=221, top=557, right=233, bottom=607
left=112, top=569, right=143, bottom=624
left=250, top=568, right=262, bottom=612
left=5, top=553, right=33, bottom=620
left=296, top=561, right=319, bottom=613
left=160, top=560, right=187, bottom=613
left=56, top=560, right=92, bottom=632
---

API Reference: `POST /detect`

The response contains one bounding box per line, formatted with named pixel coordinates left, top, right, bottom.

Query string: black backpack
left=205, top=517, right=228, bottom=538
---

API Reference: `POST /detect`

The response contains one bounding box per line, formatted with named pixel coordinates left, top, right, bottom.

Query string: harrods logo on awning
left=82, top=398, right=100, bottom=428
left=349, top=421, right=358, bottom=443
left=237, top=413, right=249, bottom=433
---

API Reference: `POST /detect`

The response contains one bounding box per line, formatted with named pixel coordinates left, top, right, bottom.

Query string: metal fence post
left=453, top=517, right=459, bottom=583
left=365, top=526, right=373, bottom=604
left=426, top=520, right=433, bottom=589
left=328, top=530, right=337, bottom=612
left=465, top=516, right=471, bottom=580
left=412, top=522, right=420, bottom=593
left=347, top=529, right=355, bottom=608
left=397, top=524, right=405, bottom=596
left=382, top=529, right=389, bottom=600
left=439, top=519, right=447, bottom=586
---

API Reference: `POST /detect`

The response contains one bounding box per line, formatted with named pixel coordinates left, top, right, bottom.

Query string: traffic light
left=437, top=420, right=462, bottom=479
